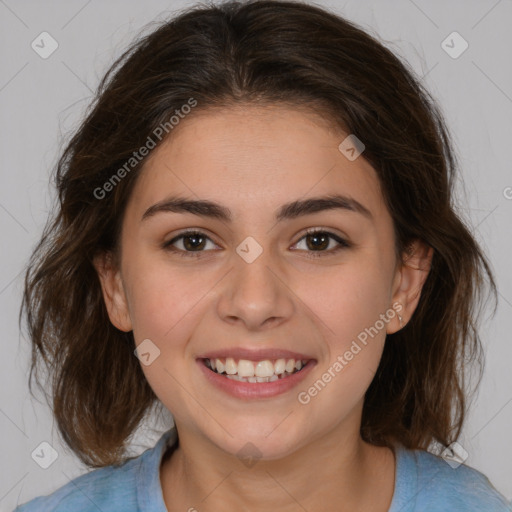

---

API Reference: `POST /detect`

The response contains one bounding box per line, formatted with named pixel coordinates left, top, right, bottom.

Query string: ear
left=93, top=251, right=133, bottom=332
left=387, top=239, right=433, bottom=334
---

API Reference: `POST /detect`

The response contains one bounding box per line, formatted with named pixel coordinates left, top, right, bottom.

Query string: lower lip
left=196, top=359, right=317, bottom=399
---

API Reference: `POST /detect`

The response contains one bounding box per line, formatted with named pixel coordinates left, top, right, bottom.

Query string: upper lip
left=197, top=348, right=315, bottom=361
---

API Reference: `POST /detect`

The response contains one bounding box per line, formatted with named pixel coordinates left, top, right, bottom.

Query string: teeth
left=285, top=359, right=295, bottom=373
left=274, top=359, right=286, bottom=374
left=238, top=360, right=255, bottom=378
left=216, top=359, right=225, bottom=373
left=206, top=357, right=309, bottom=381
left=226, top=371, right=294, bottom=382
left=255, top=360, right=274, bottom=378
left=225, top=357, right=237, bottom=375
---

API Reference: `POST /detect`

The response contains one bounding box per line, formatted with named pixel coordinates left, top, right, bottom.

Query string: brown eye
left=292, top=229, right=350, bottom=258
left=163, top=231, right=217, bottom=257
left=181, top=233, right=207, bottom=251
left=305, top=232, right=330, bottom=251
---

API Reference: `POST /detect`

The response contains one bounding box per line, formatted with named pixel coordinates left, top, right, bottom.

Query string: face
left=96, top=104, right=431, bottom=461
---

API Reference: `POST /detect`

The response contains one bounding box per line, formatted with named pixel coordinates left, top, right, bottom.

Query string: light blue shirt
left=13, top=427, right=510, bottom=511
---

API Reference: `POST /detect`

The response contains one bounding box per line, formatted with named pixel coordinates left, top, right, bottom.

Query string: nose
left=216, top=247, right=295, bottom=331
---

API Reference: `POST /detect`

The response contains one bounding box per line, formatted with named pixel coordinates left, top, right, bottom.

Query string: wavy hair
left=21, top=0, right=497, bottom=467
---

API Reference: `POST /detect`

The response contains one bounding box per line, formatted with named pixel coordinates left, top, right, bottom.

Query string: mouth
left=201, top=357, right=311, bottom=383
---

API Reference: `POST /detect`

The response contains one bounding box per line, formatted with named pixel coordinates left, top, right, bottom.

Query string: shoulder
left=12, top=428, right=178, bottom=512
left=13, top=456, right=141, bottom=512
left=391, top=443, right=510, bottom=512
left=13, top=428, right=176, bottom=512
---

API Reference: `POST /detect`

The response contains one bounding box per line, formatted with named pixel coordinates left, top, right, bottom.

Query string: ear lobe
left=387, top=240, right=433, bottom=334
left=93, top=251, right=133, bottom=332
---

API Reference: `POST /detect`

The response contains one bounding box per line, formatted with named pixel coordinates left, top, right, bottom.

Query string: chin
left=209, top=419, right=310, bottom=463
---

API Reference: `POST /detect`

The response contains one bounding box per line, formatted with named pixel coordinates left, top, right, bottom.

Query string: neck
left=160, top=412, right=396, bottom=512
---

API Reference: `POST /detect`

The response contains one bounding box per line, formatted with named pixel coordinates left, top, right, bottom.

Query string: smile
left=203, top=357, right=309, bottom=383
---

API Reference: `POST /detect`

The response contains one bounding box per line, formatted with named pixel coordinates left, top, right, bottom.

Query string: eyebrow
left=141, top=194, right=373, bottom=223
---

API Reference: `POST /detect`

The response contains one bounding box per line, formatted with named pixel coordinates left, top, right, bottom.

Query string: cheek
left=123, top=252, right=206, bottom=342
left=124, top=259, right=208, bottom=414
left=303, top=260, right=392, bottom=349
left=297, top=257, right=392, bottom=405
left=297, top=271, right=389, bottom=420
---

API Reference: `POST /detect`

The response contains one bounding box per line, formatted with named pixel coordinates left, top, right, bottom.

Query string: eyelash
left=162, top=228, right=351, bottom=259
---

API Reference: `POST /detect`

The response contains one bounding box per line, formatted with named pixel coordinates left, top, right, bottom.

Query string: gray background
left=1, top=0, right=511, bottom=509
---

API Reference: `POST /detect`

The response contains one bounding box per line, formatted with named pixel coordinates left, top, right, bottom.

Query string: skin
left=94, top=104, right=433, bottom=512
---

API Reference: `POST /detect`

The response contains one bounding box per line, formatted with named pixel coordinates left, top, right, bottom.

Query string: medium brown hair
left=21, top=0, right=497, bottom=467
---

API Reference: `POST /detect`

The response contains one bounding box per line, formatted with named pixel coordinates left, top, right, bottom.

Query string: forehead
left=125, top=104, right=387, bottom=225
